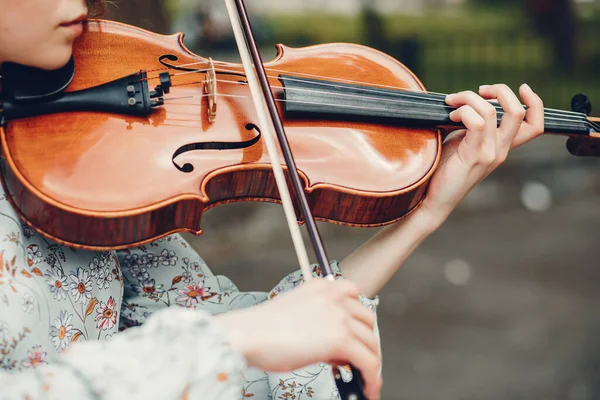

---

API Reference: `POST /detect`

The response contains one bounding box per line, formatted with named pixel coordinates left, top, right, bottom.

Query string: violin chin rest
left=1, top=57, right=75, bottom=103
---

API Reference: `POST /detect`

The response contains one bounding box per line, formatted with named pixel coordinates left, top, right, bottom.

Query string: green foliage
left=468, top=0, right=523, bottom=6
left=260, top=8, right=600, bottom=113
left=263, top=9, right=524, bottom=45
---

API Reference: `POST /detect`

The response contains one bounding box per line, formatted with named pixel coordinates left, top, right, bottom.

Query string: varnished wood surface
left=1, top=20, right=441, bottom=249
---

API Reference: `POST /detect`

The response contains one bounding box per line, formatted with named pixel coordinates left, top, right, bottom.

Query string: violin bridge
left=204, top=58, right=218, bottom=123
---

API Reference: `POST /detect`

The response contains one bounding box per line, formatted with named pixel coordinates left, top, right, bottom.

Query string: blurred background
left=104, top=1, right=600, bottom=399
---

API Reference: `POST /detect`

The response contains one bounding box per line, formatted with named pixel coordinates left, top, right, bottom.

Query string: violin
left=2, top=18, right=598, bottom=251
left=1, top=5, right=599, bottom=399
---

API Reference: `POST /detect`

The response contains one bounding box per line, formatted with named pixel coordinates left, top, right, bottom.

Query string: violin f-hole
left=171, top=123, right=261, bottom=173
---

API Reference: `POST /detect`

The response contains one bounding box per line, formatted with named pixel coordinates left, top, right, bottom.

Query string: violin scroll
left=566, top=94, right=600, bottom=157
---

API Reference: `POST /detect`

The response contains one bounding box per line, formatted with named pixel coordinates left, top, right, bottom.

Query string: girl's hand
left=217, top=279, right=382, bottom=400
left=419, top=83, right=545, bottom=222
left=336, top=84, right=544, bottom=299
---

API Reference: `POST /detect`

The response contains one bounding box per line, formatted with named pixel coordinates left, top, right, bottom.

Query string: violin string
left=147, top=60, right=467, bottom=99
left=589, top=119, right=600, bottom=132
left=166, top=76, right=590, bottom=128
left=151, top=62, right=463, bottom=103
left=149, top=67, right=589, bottom=127
left=162, top=79, right=588, bottom=129
left=161, top=92, right=590, bottom=130
left=152, top=58, right=459, bottom=97
left=162, top=91, right=589, bottom=129
left=148, top=59, right=588, bottom=117
left=219, top=77, right=589, bottom=126
left=267, top=73, right=588, bottom=122
left=148, top=57, right=589, bottom=127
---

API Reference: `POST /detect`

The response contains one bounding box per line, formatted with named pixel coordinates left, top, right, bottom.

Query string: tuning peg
left=571, top=93, right=592, bottom=116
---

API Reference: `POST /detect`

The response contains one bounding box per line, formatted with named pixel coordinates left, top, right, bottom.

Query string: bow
left=223, top=1, right=368, bottom=399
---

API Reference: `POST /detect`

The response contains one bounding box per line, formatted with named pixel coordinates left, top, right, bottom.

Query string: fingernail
left=522, top=83, right=531, bottom=91
left=479, top=85, right=491, bottom=91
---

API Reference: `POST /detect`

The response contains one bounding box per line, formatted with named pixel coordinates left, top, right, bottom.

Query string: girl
left=0, top=0, right=545, bottom=399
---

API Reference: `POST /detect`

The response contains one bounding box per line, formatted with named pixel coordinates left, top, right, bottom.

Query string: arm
left=117, top=237, right=383, bottom=400
left=339, top=208, right=439, bottom=299
left=0, top=307, right=246, bottom=400
left=0, top=190, right=246, bottom=399
left=340, top=84, right=545, bottom=298
left=259, top=261, right=381, bottom=400
left=1, top=245, right=382, bottom=400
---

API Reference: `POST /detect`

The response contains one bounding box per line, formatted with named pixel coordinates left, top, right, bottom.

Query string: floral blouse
left=0, top=184, right=380, bottom=400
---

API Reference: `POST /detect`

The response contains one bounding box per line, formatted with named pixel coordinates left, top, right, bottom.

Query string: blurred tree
left=104, top=0, right=170, bottom=34
left=360, top=0, right=387, bottom=49
left=525, top=0, right=578, bottom=72
left=471, top=0, right=578, bottom=73
left=359, top=0, right=421, bottom=75
left=525, top=0, right=578, bottom=73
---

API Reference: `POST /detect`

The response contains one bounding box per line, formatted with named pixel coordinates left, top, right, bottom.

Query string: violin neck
left=279, top=75, right=597, bottom=137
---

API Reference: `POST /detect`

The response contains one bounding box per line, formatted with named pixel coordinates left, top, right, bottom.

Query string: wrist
left=215, top=309, right=258, bottom=367
left=403, top=201, right=448, bottom=235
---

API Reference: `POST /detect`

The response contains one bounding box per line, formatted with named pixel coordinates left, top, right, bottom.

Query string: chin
left=38, top=50, right=74, bottom=71
left=18, top=46, right=74, bottom=71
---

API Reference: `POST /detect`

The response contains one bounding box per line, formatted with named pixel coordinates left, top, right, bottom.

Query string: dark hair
left=87, top=0, right=105, bottom=17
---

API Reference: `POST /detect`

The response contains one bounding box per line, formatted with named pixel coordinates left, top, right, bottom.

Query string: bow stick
left=223, top=0, right=368, bottom=399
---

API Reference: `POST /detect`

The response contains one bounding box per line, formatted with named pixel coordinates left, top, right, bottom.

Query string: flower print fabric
left=0, top=185, right=244, bottom=400
left=0, top=182, right=380, bottom=399
left=120, top=235, right=381, bottom=399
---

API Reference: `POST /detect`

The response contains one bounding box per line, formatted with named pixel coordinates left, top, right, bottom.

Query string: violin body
left=0, top=20, right=441, bottom=250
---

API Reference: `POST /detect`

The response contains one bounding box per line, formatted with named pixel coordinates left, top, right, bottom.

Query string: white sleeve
left=0, top=307, right=246, bottom=400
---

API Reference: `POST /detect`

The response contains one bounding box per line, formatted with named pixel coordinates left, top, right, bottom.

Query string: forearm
left=339, top=207, right=444, bottom=298
left=0, top=308, right=245, bottom=400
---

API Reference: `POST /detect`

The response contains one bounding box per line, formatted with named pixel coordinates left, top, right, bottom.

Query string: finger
left=350, top=318, right=380, bottom=356
left=479, top=84, right=526, bottom=147
left=480, top=96, right=499, bottom=104
left=346, top=297, right=376, bottom=330
left=449, top=105, right=485, bottom=134
left=321, top=279, right=360, bottom=301
left=334, top=279, right=361, bottom=299
left=446, top=90, right=498, bottom=147
left=448, top=105, right=490, bottom=165
left=512, top=83, right=545, bottom=148
left=339, top=340, right=382, bottom=400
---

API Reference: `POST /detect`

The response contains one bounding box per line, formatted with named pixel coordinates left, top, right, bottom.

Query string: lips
left=60, top=12, right=87, bottom=27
